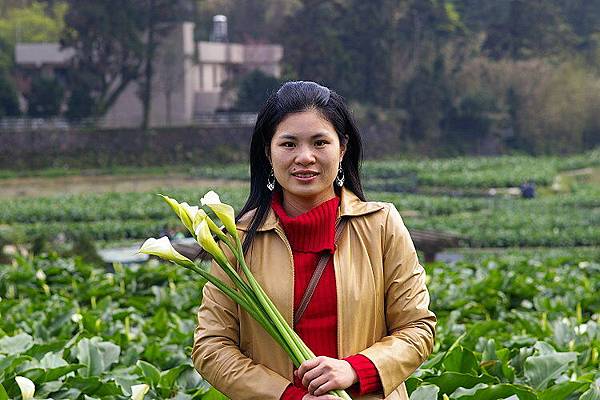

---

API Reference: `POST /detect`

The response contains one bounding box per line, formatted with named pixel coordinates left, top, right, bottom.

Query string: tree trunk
left=141, top=0, right=155, bottom=130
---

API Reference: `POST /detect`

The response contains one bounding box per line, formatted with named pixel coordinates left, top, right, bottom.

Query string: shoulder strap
left=294, top=218, right=347, bottom=325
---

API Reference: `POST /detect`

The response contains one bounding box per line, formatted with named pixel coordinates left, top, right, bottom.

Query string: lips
left=291, top=170, right=319, bottom=178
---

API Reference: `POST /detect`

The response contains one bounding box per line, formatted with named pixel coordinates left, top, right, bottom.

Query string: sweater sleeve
left=280, top=383, right=307, bottom=400
left=343, top=354, right=383, bottom=395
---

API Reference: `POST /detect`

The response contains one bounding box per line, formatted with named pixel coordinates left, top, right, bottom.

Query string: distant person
left=191, top=81, right=436, bottom=399
left=520, top=181, right=536, bottom=199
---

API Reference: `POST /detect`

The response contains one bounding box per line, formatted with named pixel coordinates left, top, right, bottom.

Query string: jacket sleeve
left=191, top=254, right=291, bottom=400
left=359, top=204, right=437, bottom=397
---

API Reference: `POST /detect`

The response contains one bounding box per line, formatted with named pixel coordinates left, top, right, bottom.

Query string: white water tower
left=210, top=15, right=228, bottom=42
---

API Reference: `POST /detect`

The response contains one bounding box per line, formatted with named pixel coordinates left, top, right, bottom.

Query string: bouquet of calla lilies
left=138, top=191, right=352, bottom=400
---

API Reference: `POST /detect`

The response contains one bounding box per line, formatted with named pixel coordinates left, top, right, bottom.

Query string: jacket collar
left=237, top=187, right=384, bottom=232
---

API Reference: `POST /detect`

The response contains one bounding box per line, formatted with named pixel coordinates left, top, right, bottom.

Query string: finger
left=313, top=380, right=336, bottom=397
left=297, top=357, right=322, bottom=378
left=307, top=374, right=329, bottom=395
left=302, top=364, right=325, bottom=388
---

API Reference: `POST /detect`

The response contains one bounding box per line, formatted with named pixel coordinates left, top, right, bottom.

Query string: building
left=13, top=19, right=283, bottom=128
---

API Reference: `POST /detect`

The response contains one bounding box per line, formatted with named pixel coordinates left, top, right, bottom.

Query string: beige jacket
left=191, top=187, right=436, bottom=400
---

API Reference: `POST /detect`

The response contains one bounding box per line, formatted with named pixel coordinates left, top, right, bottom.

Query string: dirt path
left=0, top=174, right=247, bottom=198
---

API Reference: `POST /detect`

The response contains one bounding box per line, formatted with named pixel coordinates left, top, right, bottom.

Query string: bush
left=27, top=75, right=64, bottom=117
left=0, top=70, right=20, bottom=117
left=65, top=83, right=95, bottom=120
left=232, top=69, right=281, bottom=112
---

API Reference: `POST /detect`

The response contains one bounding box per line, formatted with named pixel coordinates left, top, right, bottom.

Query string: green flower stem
left=213, top=256, right=254, bottom=300
left=232, top=237, right=307, bottom=367
left=233, top=237, right=310, bottom=360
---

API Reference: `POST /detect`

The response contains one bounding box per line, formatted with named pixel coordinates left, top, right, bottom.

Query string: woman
left=191, top=81, right=436, bottom=400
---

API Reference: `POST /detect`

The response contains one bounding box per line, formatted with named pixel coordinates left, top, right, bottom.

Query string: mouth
left=291, top=172, right=319, bottom=178
left=291, top=171, right=320, bottom=181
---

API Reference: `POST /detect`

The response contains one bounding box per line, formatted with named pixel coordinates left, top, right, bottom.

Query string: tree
left=0, top=1, right=65, bottom=45
left=61, top=1, right=145, bottom=118
left=137, top=0, right=191, bottom=129
left=27, top=75, right=63, bottom=117
left=278, top=0, right=351, bottom=88
left=65, top=81, right=94, bottom=120
left=233, top=69, right=280, bottom=112
left=338, top=0, right=399, bottom=107
left=0, top=70, right=21, bottom=117
left=60, top=0, right=191, bottom=128
left=483, top=0, right=576, bottom=60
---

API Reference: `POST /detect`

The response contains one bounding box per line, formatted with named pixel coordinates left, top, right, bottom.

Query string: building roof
left=15, top=43, right=74, bottom=67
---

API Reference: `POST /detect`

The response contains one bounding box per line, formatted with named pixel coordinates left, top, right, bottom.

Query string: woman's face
left=269, top=109, right=345, bottom=210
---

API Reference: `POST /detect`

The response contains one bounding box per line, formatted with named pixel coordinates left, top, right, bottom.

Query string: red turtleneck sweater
left=271, top=193, right=382, bottom=399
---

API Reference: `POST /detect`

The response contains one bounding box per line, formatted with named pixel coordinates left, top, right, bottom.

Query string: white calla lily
left=180, top=202, right=200, bottom=223
left=15, top=376, right=35, bottom=400
left=131, top=383, right=150, bottom=400
left=196, top=220, right=228, bottom=265
left=138, top=237, right=194, bottom=267
left=192, top=208, right=208, bottom=233
left=159, top=194, right=195, bottom=235
left=200, top=191, right=237, bottom=238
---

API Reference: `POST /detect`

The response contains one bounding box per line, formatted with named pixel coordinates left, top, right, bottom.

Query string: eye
left=281, top=142, right=295, bottom=148
left=315, top=140, right=328, bottom=147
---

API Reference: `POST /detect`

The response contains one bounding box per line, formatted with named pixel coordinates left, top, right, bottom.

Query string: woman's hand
left=295, top=356, right=358, bottom=396
left=301, top=394, right=339, bottom=400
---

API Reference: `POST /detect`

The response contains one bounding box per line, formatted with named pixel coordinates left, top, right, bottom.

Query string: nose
left=294, top=144, right=316, bottom=165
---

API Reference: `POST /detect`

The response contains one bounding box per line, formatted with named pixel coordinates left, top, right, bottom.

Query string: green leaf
left=75, top=338, right=120, bottom=377
left=96, top=340, right=121, bottom=370
left=443, top=346, right=480, bottom=374
left=450, top=383, right=537, bottom=400
left=64, top=376, right=123, bottom=396
left=76, top=338, right=104, bottom=377
left=137, top=360, right=161, bottom=387
left=158, top=364, right=191, bottom=390
left=580, top=378, right=600, bottom=400
left=539, top=381, right=588, bottom=400
left=176, top=369, right=204, bottom=391
left=39, top=352, right=68, bottom=369
left=19, top=367, right=45, bottom=383
left=0, top=354, right=31, bottom=373
left=451, top=383, right=487, bottom=398
left=45, top=364, right=85, bottom=382
left=0, top=383, right=8, bottom=400
left=25, top=341, right=68, bottom=359
left=524, top=342, right=577, bottom=390
left=0, top=333, right=34, bottom=355
left=410, top=385, right=440, bottom=400
left=426, top=372, right=497, bottom=395
left=405, top=376, right=423, bottom=395
left=202, top=387, right=229, bottom=400
left=421, top=351, right=445, bottom=369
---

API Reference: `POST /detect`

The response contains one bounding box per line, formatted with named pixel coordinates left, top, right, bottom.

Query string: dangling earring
left=335, top=163, right=345, bottom=187
left=267, top=168, right=276, bottom=191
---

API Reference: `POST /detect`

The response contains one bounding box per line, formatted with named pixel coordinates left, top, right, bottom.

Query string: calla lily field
left=0, top=152, right=598, bottom=399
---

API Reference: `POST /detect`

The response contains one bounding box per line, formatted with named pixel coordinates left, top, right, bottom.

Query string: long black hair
left=236, top=81, right=366, bottom=254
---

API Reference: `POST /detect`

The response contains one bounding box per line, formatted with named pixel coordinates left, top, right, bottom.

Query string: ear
left=339, top=135, right=348, bottom=161
left=265, top=146, right=272, bottom=165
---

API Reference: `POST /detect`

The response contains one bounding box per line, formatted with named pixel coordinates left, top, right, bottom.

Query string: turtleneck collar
left=271, top=191, right=339, bottom=253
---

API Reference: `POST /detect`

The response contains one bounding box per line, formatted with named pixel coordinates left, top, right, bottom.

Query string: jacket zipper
left=334, top=215, right=341, bottom=359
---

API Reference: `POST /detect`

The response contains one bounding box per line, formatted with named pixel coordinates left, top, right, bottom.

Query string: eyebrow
left=276, top=132, right=331, bottom=140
